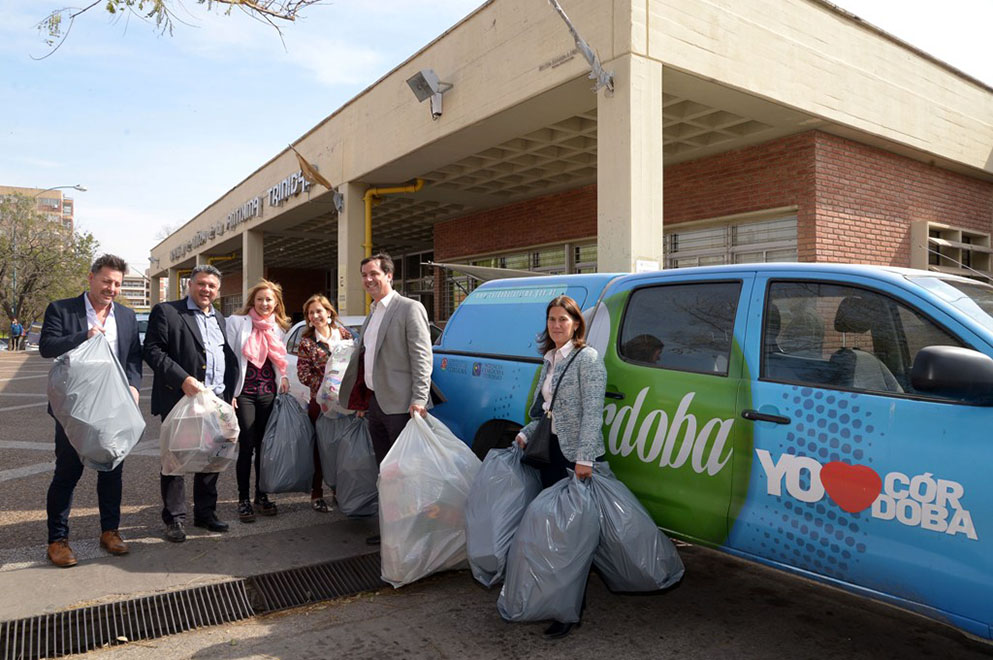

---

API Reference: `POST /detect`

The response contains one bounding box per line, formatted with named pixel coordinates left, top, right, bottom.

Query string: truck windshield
left=908, top=275, right=993, bottom=331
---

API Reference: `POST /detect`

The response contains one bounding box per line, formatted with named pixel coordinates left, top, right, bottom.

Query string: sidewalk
left=0, top=352, right=377, bottom=622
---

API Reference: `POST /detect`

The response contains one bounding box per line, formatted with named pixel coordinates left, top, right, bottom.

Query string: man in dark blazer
left=39, top=254, right=142, bottom=568
left=144, top=264, right=239, bottom=543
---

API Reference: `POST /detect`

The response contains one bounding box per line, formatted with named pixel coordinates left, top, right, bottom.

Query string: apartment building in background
left=0, top=185, right=77, bottom=232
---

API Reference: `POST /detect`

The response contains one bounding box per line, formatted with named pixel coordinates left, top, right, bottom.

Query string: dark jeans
left=307, top=399, right=325, bottom=499
left=235, top=391, right=274, bottom=501
left=46, top=421, right=123, bottom=543
left=159, top=411, right=219, bottom=524
left=367, top=393, right=411, bottom=465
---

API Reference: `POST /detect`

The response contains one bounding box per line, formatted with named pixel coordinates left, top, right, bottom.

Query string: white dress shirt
left=84, top=293, right=118, bottom=357
left=362, top=289, right=398, bottom=391
left=540, top=340, right=576, bottom=414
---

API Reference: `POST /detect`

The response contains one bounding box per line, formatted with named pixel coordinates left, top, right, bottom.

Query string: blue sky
left=1, top=0, right=990, bottom=273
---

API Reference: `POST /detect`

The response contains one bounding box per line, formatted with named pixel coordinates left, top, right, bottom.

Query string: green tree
left=0, top=194, right=97, bottom=327
left=39, top=1, right=322, bottom=50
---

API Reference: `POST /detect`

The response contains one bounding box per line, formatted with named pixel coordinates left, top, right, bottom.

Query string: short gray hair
left=189, top=264, right=222, bottom=280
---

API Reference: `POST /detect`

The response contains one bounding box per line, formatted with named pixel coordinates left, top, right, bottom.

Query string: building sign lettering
left=168, top=169, right=312, bottom=262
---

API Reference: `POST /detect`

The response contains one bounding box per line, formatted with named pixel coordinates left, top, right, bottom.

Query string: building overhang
left=149, top=0, right=993, bottom=279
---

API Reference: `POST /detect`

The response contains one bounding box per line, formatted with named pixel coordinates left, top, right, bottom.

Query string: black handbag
left=523, top=347, right=584, bottom=466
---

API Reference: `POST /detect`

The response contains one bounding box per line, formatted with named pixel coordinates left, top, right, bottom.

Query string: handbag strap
left=547, top=346, right=584, bottom=413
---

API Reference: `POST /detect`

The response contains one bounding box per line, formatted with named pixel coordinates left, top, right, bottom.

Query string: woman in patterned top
left=296, top=294, right=353, bottom=512
left=226, top=280, right=291, bottom=523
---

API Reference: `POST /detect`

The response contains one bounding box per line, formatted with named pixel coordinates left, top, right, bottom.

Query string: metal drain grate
left=0, top=580, right=253, bottom=660
left=246, top=551, right=387, bottom=613
left=0, top=553, right=386, bottom=660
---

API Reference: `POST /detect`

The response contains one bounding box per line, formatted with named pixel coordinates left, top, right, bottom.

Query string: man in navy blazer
left=39, top=254, right=142, bottom=568
left=144, top=264, right=239, bottom=543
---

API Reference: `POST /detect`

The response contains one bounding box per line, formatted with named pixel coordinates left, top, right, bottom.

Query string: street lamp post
left=8, top=184, right=87, bottom=320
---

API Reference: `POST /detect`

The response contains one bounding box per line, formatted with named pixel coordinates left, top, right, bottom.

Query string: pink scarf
left=243, top=308, right=288, bottom=376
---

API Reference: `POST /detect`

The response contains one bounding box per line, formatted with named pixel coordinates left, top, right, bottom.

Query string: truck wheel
left=471, top=420, right=521, bottom=460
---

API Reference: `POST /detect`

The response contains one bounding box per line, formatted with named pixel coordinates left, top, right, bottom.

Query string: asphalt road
left=84, top=545, right=993, bottom=660
left=2, top=350, right=992, bottom=659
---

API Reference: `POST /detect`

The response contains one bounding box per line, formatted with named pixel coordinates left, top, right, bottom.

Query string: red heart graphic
left=820, top=462, right=882, bottom=513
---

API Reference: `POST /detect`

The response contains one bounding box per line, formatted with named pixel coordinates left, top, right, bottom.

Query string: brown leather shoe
left=99, top=530, right=130, bottom=556
left=47, top=539, right=78, bottom=568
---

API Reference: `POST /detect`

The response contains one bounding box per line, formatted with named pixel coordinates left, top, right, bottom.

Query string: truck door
left=600, top=272, right=754, bottom=546
left=728, top=273, right=992, bottom=638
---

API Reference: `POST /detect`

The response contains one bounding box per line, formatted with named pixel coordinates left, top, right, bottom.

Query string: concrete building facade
left=148, top=0, right=993, bottom=323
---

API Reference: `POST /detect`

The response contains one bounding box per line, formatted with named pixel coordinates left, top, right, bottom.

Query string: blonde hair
left=238, top=279, right=290, bottom=331
left=301, top=294, right=339, bottom=340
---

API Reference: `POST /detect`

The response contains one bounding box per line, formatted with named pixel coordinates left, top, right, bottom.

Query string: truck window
left=762, top=281, right=964, bottom=399
left=618, top=281, right=741, bottom=376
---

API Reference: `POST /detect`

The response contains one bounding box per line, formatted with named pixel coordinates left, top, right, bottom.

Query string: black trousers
left=367, top=393, right=411, bottom=465
left=235, top=391, right=274, bottom=501
left=46, top=421, right=123, bottom=543
left=307, top=399, right=325, bottom=499
left=159, top=412, right=219, bottom=524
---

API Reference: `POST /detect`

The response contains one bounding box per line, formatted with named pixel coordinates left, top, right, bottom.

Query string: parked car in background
left=281, top=312, right=442, bottom=406
left=24, top=322, right=43, bottom=349
left=283, top=315, right=366, bottom=407
left=135, top=313, right=149, bottom=346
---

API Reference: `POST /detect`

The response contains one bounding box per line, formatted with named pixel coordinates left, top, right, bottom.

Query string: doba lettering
left=603, top=388, right=734, bottom=476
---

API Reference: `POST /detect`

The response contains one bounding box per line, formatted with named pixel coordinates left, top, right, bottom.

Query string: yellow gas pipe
left=361, top=179, right=425, bottom=312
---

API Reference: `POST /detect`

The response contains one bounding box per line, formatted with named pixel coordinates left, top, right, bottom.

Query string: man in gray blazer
left=338, top=253, right=432, bottom=543
left=339, top=253, right=432, bottom=457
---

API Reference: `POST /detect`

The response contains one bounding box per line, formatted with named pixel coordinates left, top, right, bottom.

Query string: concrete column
left=242, top=229, right=264, bottom=301
left=196, top=253, right=209, bottom=266
left=337, top=183, right=367, bottom=315
left=167, top=267, right=180, bottom=301
left=596, top=52, right=664, bottom=273
left=150, top=276, right=162, bottom=306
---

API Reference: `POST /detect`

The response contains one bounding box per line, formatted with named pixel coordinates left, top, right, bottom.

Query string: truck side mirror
left=911, top=345, right=993, bottom=405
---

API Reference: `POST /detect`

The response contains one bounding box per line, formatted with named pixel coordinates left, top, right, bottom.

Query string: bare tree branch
left=36, top=0, right=322, bottom=52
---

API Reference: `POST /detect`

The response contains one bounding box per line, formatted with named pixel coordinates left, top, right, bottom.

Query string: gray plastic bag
left=315, top=414, right=349, bottom=490
left=259, top=394, right=315, bottom=493
left=47, top=333, right=145, bottom=471
left=335, top=416, right=378, bottom=517
left=497, top=473, right=598, bottom=623
left=590, top=465, right=685, bottom=592
left=466, top=443, right=542, bottom=587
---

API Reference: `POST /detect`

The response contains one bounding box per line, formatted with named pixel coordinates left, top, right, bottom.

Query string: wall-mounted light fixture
left=406, top=68, right=453, bottom=120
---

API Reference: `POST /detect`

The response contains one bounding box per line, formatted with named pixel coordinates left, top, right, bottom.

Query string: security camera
left=430, top=93, right=443, bottom=120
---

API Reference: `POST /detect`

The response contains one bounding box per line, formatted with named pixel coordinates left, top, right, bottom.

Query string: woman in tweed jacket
left=514, top=294, right=607, bottom=639
left=516, top=295, right=607, bottom=482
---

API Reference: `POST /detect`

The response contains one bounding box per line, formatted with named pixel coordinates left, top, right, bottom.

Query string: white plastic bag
left=160, top=387, right=240, bottom=475
left=317, top=340, right=355, bottom=416
left=47, top=333, right=145, bottom=471
left=379, top=414, right=481, bottom=588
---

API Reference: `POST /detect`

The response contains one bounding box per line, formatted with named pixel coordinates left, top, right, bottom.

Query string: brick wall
left=812, top=132, right=993, bottom=265
left=663, top=132, right=819, bottom=260
left=266, top=267, right=332, bottom=323
left=427, top=129, right=993, bottom=316
left=434, top=184, right=597, bottom=260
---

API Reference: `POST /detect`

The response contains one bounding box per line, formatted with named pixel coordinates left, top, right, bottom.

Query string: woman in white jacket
left=226, top=280, right=291, bottom=523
